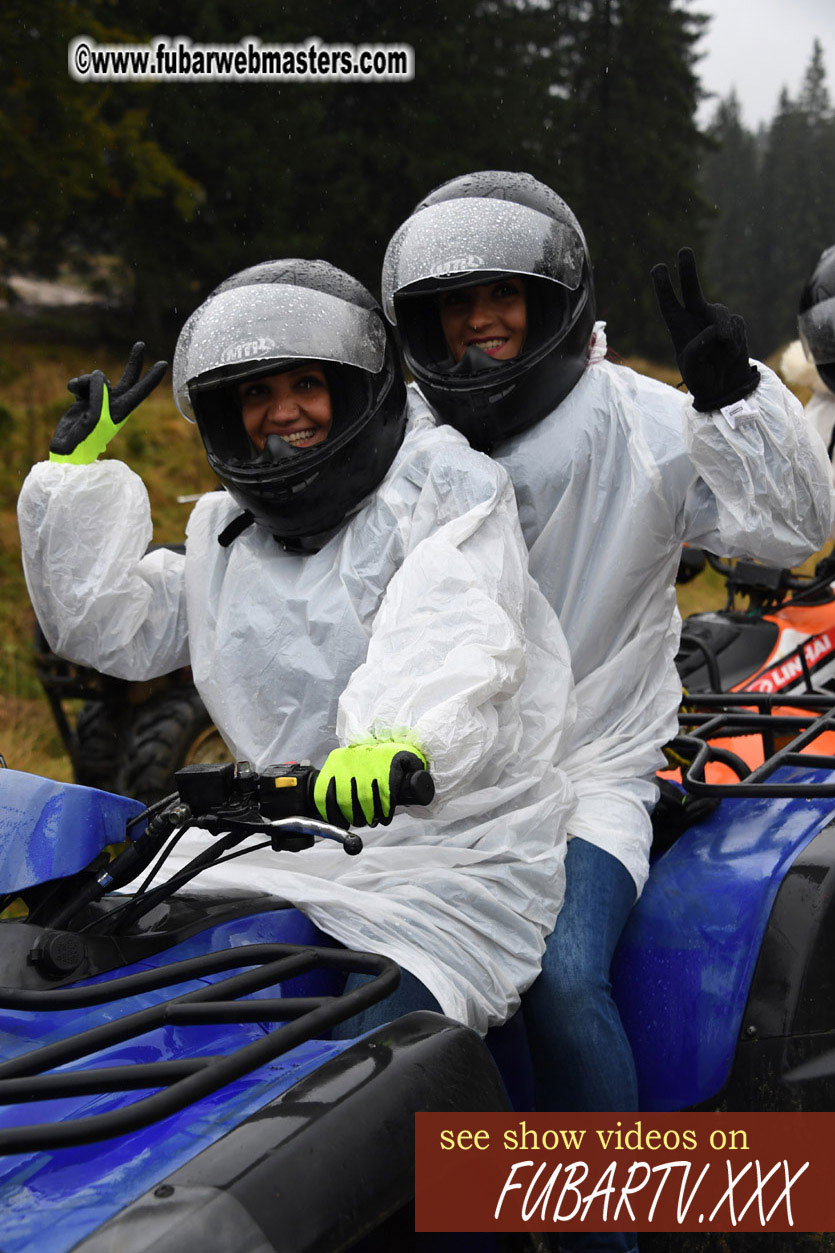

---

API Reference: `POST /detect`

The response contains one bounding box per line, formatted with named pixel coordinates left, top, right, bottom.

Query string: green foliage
left=0, top=0, right=712, bottom=359
left=124, top=425, right=146, bottom=457
left=0, top=1, right=202, bottom=281
left=41, top=397, right=71, bottom=423
left=105, top=0, right=588, bottom=343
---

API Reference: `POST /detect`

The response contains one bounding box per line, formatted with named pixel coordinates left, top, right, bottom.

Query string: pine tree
left=87, top=0, right=583, bottom=342
left=4, top=0, right=716, bottom=362
left=552, top=0, right=710, bottom=356
left=755, top=44, right=835, bottom=351
left=700, top=40, right=835, bottom=356
left=700, top=93, right=762, bottom=347
left=0, top=0, right=199, bottom=285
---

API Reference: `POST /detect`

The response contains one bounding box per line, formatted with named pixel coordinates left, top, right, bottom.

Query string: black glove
left=650, top=248, right=759, bottom=413
left=49, top=342, right=167, bottom=463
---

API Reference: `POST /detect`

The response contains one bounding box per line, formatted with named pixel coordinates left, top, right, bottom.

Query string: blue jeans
left=333, top=972, right=510, bottom=1253
left=330, top=967, right=442, bottom=1039
left=523, top=836, right=639, bottom=1253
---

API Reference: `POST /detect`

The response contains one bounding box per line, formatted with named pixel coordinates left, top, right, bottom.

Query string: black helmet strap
left=218, top=510, right=255, bottom=548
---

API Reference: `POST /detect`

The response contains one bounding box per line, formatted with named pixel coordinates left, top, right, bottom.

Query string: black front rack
left=0, top=941, right=398, bottom=1154
left=670, top=692, right=835, bottom=798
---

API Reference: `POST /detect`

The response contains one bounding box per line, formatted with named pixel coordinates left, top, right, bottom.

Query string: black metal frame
left=703, top=551, right=835, bottom=611
left=673, top=692, right=835, bottom=797
left=0, top=941, right=399, bottom=1153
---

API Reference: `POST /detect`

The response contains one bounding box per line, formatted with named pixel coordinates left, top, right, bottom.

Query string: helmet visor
left=174, top=284, right=386, bottom=420
left=799, top=296, right=835, bottom=366
left=382, top=198, right=587, bottom=322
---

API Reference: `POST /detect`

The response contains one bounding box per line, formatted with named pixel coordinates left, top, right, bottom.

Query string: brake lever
left=269, top=816, right=363, bottom=855
left=196, top=809, right=362, bottom=855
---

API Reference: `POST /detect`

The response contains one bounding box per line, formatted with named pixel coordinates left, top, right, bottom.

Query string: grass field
left=0, top=322, right=817, bottom=784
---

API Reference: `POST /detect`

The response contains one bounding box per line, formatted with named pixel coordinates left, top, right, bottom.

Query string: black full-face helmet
left=799, top=245, right=835, bottom=395
left=173, top=260, right=407, bottom=544
left=382, top=171, right=596, bottom=451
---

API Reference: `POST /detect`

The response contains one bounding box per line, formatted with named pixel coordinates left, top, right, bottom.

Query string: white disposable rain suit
left=781, top=339, right=835, bottom=515
left=412, top=326, right=834, bottom=896
left=18, top=413, right=576, bottom=1034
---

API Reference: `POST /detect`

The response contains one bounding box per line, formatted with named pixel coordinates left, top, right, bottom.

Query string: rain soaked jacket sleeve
left=336, top=448, right=542, bottom=798
left=680, top=362, right=834, bottom=563
left=17, top=460, right=189, bottom=679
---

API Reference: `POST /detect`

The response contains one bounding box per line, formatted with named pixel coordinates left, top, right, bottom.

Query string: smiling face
left=438, top=276, right=527, bottom=363
left=238, top=364, right=332, bottom=452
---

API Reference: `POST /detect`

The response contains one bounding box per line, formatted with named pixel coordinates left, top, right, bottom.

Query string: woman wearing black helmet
left=383, top=171, right=596, bottom=450
left=383, top=173, right=833, bottom=1174
left=18, top=258, right=579, bottom=1039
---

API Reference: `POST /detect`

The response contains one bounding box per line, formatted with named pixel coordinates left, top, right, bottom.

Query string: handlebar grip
left=396, top=769, right=435, bottom=807
left=304, top=765, right=435, bottom=818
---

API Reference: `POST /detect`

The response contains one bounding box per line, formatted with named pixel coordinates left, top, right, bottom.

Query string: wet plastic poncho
left=18, top=414, right=576, bottom=1034
left=412, top=327, right=834, bottom=896
left=782, top=339, right=835, bottom=496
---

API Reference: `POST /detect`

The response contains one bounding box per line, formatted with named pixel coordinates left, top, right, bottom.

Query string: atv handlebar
left=44, top=758, right=435, bottom=935
left=687, top=550, right=835, bottom=609
left=175, top=758, right=435, bottom=825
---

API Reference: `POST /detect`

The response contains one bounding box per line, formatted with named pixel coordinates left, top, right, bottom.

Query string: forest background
left=1, top=0, right=834, bottom=778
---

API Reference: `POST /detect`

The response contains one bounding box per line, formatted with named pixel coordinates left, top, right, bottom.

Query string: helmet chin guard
left=382, top=171, right=596, bottom=450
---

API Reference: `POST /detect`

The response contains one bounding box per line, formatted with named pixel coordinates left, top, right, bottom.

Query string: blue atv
left=1, top=698, right=835, bottom=1251
left=619, top=690, right=835, bottom=1113
left=0, top=757, right=531, bottom=1252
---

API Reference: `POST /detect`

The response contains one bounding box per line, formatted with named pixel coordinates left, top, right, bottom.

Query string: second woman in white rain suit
left=382, top=172, right=834, bottom=1150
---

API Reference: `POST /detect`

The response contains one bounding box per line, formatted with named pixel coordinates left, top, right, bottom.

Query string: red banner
left=415, top=1113, right=835, bottom=1234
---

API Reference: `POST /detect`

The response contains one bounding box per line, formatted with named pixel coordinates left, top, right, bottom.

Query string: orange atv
left=660, top=551, right=835, bottom=808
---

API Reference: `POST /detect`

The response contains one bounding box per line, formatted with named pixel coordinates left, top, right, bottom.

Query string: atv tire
left=74, top=701, right=125, bottom=793
left=121, top=686, right=229, bottom=805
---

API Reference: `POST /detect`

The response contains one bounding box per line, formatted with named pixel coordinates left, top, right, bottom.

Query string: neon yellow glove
left=48, top=342, right=167, bottom=465
left=314, top=741, right=428, bottom=829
